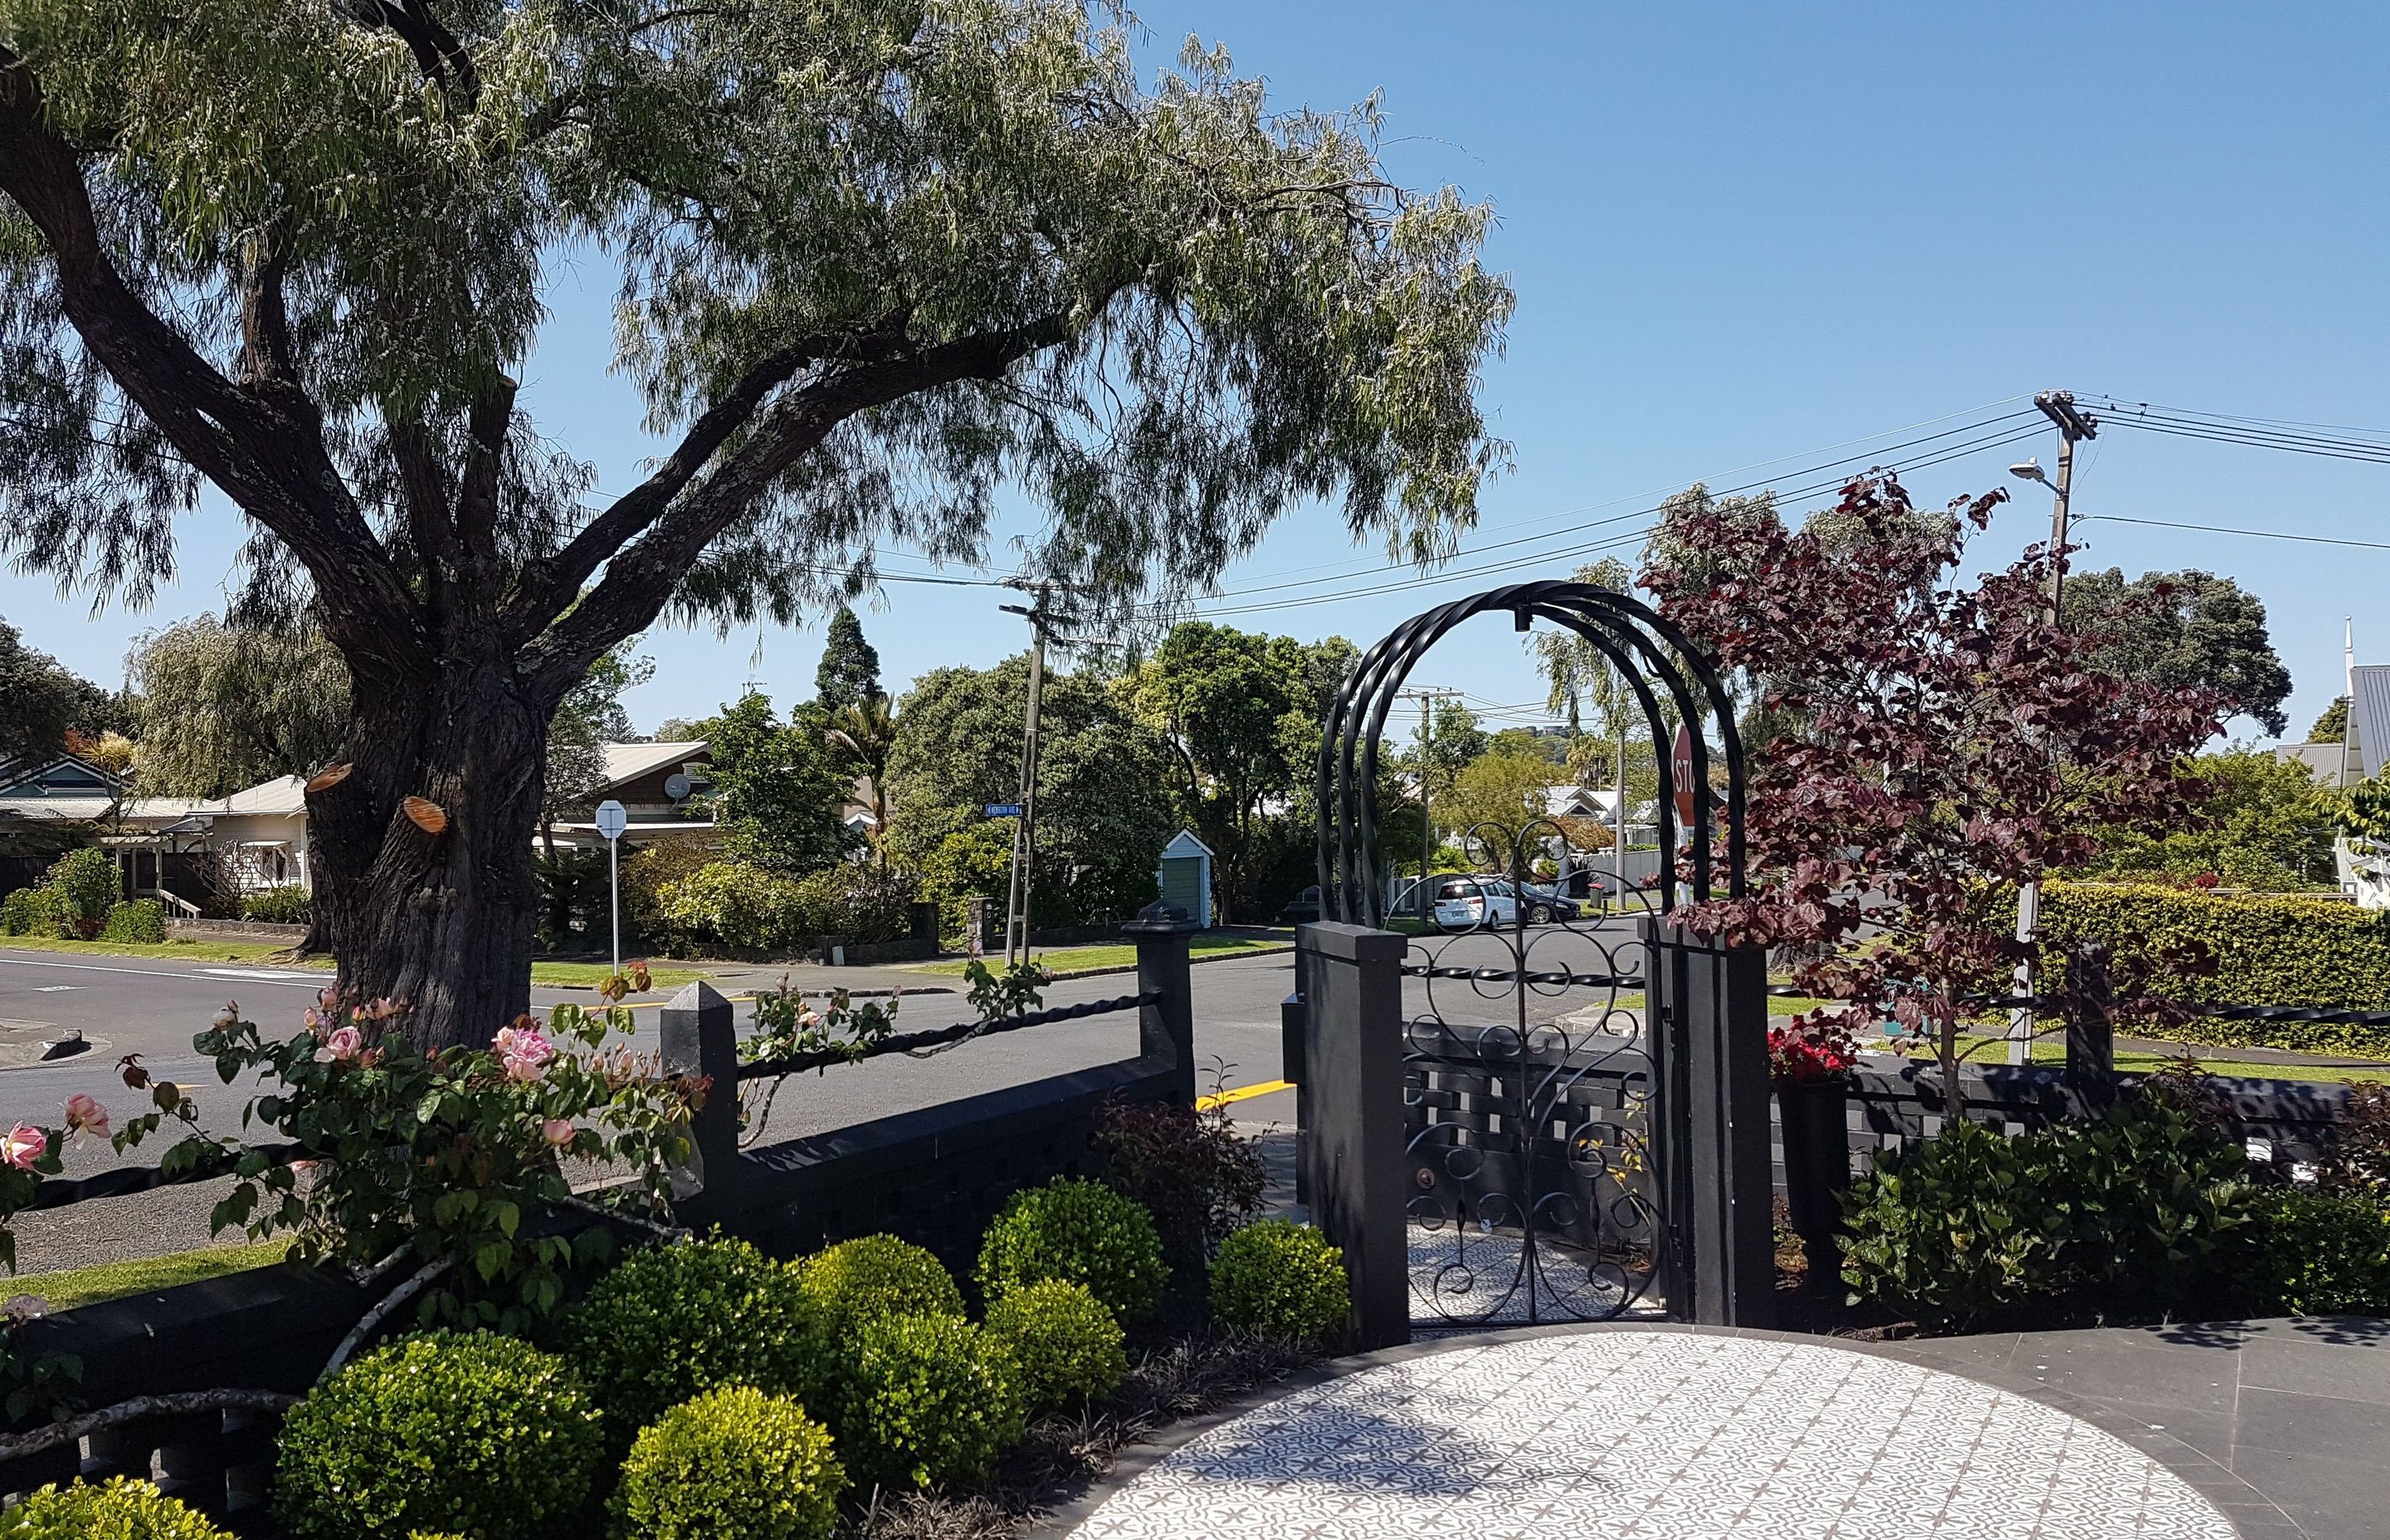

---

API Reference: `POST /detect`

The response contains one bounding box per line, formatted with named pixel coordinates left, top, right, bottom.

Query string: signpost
left=1671, top=723, right=1696, bottom=908
left=595, top=799, right=627, bottom=978
left=984, top=802, right=1023, bottom=818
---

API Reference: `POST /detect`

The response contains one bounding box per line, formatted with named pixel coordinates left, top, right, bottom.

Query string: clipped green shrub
left=0, top=888, right=46, bottom=938
left=2241, top=1190, right=2390, bottom=1315
left=568, top=1236, right=829, bottom=1444
left=239, top=884, right=312, bottom=924
left=101, top=899, right=165, bottom=943
left=795, top=1234, right=963, bottom=1334
left=612, top=1385, right=845, bottom=1540
left=790, top=865, right=918, bottom=943
left=2039, top=881, right=2390, bottom=1055
left=274, top=1330, right=602, bottom=1540
left=836, top=1313, right=1024, bottom=1489
left=1209, top=1220, right=1351, bottom=1345
left=657, top=860, right=812, bottom=952
left=983, top=1279, right=1126, bottom=1413
left=1841, top=1091, right=2256, bottom=1326
left=976, top=1178, right=1167, bottom=1324
left=0, top=1477, right=232, bottom=1538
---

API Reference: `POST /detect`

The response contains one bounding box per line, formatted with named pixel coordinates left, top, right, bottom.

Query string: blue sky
left=6, top=2, right=2386, bottom=743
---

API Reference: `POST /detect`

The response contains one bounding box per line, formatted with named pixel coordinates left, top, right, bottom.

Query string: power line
left=2081, top=514, right=2390, bottom=553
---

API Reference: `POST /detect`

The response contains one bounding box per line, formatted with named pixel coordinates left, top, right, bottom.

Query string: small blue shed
left=1154, top=829, right=1214, bottom=928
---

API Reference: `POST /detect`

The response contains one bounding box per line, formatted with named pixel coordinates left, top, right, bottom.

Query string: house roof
left=2353, top=665, right=2390, bottom=782
left=0, top=753, right=129, bottom=821
left=599, top=740, right=708, bottom=791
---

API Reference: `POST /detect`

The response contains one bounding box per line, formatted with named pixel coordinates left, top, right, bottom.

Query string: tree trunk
left=304, top=655, right=552, bottom=1051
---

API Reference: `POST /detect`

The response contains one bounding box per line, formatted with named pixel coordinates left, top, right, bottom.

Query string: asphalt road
left=0, top=920, right=1647, bottom=1274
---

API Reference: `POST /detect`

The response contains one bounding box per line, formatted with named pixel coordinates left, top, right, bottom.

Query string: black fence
left=0, top=906, right=1209, bottom=1530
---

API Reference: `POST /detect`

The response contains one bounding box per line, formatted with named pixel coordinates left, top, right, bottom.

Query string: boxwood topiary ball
left=834, top=1313, right=1025, bottom=1489
left=273, top=1330, right=602, bottom=1540
left=794, top=1232, right=963, bottom=1333
left=611, top=1385, right=846, bottom=1540
left=983, top=1278, right=1127, bottom=1414
left=975, top=1178, right=1167, bottom=1324
left=567, top=1235, right=830, bottom=1445
left=3, top=1477, right=233, bottom=1539
left=1209, top=1220, right=1351, bottom=1346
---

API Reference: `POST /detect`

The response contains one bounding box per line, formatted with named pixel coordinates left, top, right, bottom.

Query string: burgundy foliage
left=1642, top=475, right=2228, bottom=1111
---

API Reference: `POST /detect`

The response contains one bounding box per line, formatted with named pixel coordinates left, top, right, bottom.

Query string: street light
left=2009, top=457, right=2052, bottom=490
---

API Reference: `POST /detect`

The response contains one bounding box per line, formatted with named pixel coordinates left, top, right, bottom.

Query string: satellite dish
left=663, top=772, right=691, bottom=801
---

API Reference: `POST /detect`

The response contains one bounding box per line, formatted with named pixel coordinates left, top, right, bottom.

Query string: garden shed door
left=1156, top=829, right=1213, bottom=927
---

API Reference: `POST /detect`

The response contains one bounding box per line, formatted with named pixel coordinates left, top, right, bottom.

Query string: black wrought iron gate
left=1302, top=580, right=1772, bottom=1337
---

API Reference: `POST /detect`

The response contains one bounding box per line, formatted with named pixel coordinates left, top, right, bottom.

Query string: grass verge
left=910, top=935, right=1292, bottom=977
left=16, top=1241, right=290, bottom=1313
left=0, top=933, right=696, bottom=990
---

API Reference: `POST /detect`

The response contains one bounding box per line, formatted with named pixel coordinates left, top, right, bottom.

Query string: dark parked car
left=1280, top=885, right=1332, bottom=924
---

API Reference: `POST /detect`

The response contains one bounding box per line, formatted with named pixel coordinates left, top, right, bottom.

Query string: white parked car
left=1427, top=878, right=1516, bottom=930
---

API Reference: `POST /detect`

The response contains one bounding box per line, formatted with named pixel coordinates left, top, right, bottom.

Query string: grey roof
left=2353, top=665, right=2390, bottom=781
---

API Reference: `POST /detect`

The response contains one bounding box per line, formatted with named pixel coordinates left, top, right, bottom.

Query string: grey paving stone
left=2241, top=1334, right=2390, bottom=1406
left=1998, top=1335, right=2241, bottom=1416
left=2236, top=1385, right=2390, bottom=1464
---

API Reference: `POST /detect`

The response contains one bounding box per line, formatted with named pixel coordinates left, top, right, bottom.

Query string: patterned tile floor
left=1069, top=1330, right=2236, bottom=1539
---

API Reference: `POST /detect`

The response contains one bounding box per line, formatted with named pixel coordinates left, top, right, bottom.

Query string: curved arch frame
left=1315, top=580, right=1746, bottom=919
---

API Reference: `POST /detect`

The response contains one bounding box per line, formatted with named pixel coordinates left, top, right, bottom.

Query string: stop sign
left=1671, top=722, right=1696, bottom=831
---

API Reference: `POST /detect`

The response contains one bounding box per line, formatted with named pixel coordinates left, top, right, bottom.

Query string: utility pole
left=1395, top=686, right=1461, bottom=916
left=999, top=586, right=1070, bottom=969
left=2010, top=389, right=2100, bottom=1064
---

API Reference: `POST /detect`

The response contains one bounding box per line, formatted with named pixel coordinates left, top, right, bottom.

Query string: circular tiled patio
left=1068, top=1330, right=2236, bottom=1539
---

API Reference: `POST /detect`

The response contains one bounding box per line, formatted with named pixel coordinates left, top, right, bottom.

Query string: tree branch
left=237, top=227, right=295, bottom=387
left=502, top=316, right=911, bottom=636
left=454, top=376, right=517, bottom=567
left=389, top=415, right=459, bottom=610
left=349, top=0, right=480, bottom=100
left=522, top=306, right=1099, bottom=697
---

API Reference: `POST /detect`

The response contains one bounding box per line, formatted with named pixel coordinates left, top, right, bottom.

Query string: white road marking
left=201, top=968, right=328, bottom=982
left=0, top=955, right=328, bottom=987
left=32, top=987, right=78, bottom=993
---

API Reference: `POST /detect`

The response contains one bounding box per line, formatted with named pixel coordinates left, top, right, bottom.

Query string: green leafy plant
left=238, top=885, right=312, bottom=924
left=983, top=1279, right=1125, bottom=1414
left=140, top=993, right=700, bottom=1333
left=656, top=861, right=813, bottom=952
left=39, top=849, right=115, bottom=938
left=976, top=1178, right=1167, bottom=1325
left=741, top=985, right=900, bottom=1068
left=834, top=1313, right=1023, bottom=1490
left=0, top=889, right=46, bottom=937
left=1840, top=1089, right=2256, bottom=1326
left=2238, top=1190, right=2390, bottom=1314
left=1208, top=1220, right=1350, bottom=1345
left=100, top=899, right=165, bottom=943
left=611, top=1385, right=846, bottom=1540
left=963, top=958, right=1049, bottom=1019
left=567, top=1236, right=830, bottom=1446
left=789, top=865, right=918, bottom=943
left=274, top=1331, right=603, bottom=1540
left=0, top=1477, right=232, bottom=1539
left=794, top=1234, right=962, bottom=1335
left=2319, top=1082, right=2390, bottom=1196
left=1093, top=1091, right=1268, bottom=1272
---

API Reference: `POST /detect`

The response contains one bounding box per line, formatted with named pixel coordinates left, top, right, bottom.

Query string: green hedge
left=2039, top=881, right=2390, bottom=1057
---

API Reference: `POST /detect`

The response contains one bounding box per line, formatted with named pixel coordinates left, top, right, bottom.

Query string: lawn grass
left=529, top=959, right=703, bottom=989
left=16, top=1240, right=290, bottom=1312
left=0, top=933, right=326, bottom=966
left=910, top=934, right=1293, bottom=977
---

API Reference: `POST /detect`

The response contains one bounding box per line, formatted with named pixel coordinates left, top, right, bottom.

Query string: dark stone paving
left=1862, top=1316, right=2390, bottom=1539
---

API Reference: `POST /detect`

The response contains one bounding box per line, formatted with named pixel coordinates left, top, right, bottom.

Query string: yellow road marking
left=1197, top=1079, right=1294, bottom=1111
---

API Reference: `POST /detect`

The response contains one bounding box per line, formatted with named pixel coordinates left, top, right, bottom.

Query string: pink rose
left=2, top=1125, right=46, bottom=1171
left=495, top=1026, right=555, bottom=1083
left=62, top=1094, right=108, bottom=1140
left=314, top=1025, right=363, bottom=1065
left=542, top=1119, right=575, bottom=1148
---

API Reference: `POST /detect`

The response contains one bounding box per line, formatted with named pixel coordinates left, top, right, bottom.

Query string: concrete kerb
left=1022, top=1318, right=2299, bottom=1539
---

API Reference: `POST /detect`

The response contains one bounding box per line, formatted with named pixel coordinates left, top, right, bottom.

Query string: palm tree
left=824, top=694, right=900, bottom=863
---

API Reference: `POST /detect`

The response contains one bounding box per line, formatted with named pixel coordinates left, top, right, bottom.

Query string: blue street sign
left=984, top=802, right=1023, bottom=817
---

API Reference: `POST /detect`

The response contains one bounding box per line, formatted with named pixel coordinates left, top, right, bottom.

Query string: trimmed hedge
left=975, top=1178, right=1167, bottom=1325
left=102, top=899, right=165, bottom=943
left=2241, top=1191, right=2390, bottom=1315
left=0, top=1477, right=232, bottom=1538
left=835, top=1313, right=1024, bottom=1489
left=612, top=1386, right=845, bottom=1540
left=796, top=1234, right=963, bottom=1334
left=240, top=885, right=313, bottom=924
left=983, top=1279, right=1125, bottom=1414
left=2039, top=881, right=2390, bottom=1056
left=1209, top=1221, right=1352, bottom=1345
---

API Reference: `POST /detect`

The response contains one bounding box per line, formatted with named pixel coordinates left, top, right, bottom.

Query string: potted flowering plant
left=1768, top=1020, right=1857, bottom=1274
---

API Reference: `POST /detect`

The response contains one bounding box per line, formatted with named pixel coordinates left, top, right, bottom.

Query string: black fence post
left=1296, top=919, right=1410, bottom=1349
left=661, top=981, right=741, bottom=1218
left=1124, top=902, right=1201, bottom=1107
left=1281, top=967, right=1310, bottom=1207
left=1643, top=917, right=1776, bottom=1328
left=2064, top=945, right=2117, bottom=1111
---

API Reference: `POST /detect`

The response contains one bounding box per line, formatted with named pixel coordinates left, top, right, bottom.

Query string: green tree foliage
left=127, top=615, right=350, bottom=797
left=2311, top=696, right=2351, bottom=744
left=823, top=695, right=899, bottom=860
left=2075, top=747, right=2337, bottom=889
left=1442, top=742, right=1564, bottom=851
left=0, top=1, right=1509, bottom=1045
left=884, top=659, right=1175, bottom=925
left=691, top=692, right=853, bottom=875
left=0, top=614, right=125, bottom=769
left=2062, top=568, right=2293, bottom=738
left=541, top=644, right=653, bottom=852
left=813, top=607, right=882, bottom=716
left=1127, top=622, right=1354, bottom=918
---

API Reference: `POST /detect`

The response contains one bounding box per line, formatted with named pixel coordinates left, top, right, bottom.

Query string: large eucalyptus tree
left=0, top=0, right=1511, bottom=1045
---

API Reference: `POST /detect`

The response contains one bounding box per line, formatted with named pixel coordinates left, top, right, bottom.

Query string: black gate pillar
left=1296, top=920, right=1411, bottom=1349
left=1643, top=919, right=1775, bottom=1328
